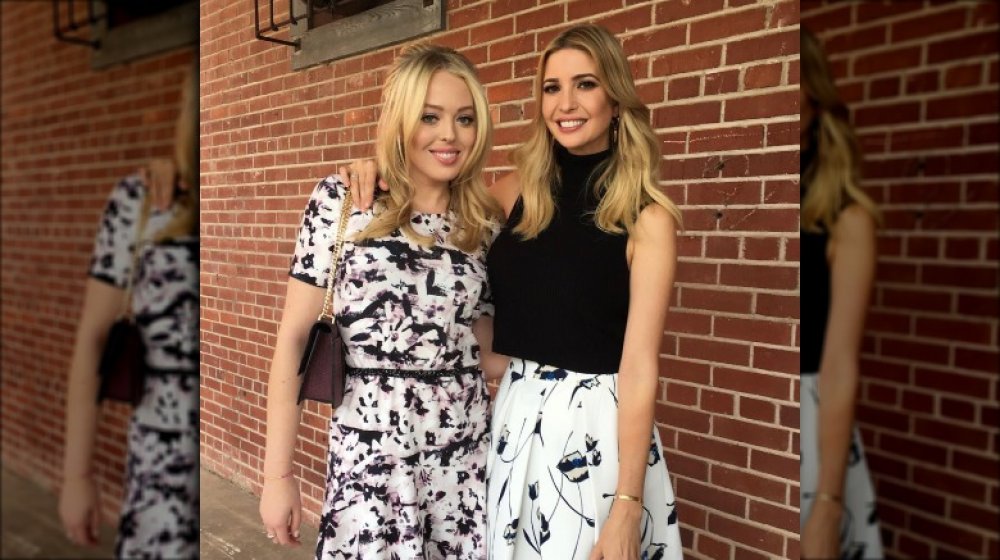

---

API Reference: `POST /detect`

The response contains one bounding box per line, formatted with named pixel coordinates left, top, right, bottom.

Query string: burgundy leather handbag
left=297, top=190, right=352, bottom=406
left=96, top=190, right=151, bottom=406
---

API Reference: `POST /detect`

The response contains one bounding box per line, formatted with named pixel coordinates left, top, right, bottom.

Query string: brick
left=689, top=126, right=765, bottom=152
left=854, top=101, right=921, bottom=127
left=701, top=389, right=735, bottom=415
left=596, top=5, right=652, bottom=34
left=720, top=263, right=797, bottom=290
left=714, top=417, right=789, bottom=452
left=892, top=8, right=969, bottom=42
left=678, top=433, right=748, bottom=468
left=696, top=534, right=731, bottom=559
left=714, top=367, right=790, bottom=400
left=708, top=513, right=785, bottom=555
left=945, top=62, right=984, bottom=89
left=801, top=4, right=851, bottom=35
left=704, top=69, right=740, bottom=94
left=915, top=317, right=993, bottom=345
left=743, top=237, right=780, bottom=261
left=910, top=513, right=985, bottom=554
left=653, top=101, right=721, bottom=127
left=927, top=91, right=999, bottom=120
left=622, top=26, right=685, bottom=56
left=470, top=17, right=514, bottom=43
left=678, top=478, right=747, bottom=517
left=929, top=31, right=999, bottom=64
left=739, top=397, right=776, bottom=423
left=743, top=62, right=782, bottom=89
left=679, top=337, right=751, bottom=366
left=755, top=293, right=798, bottom=319
left=657, top=403, right=711, bottom=432
left=706, top=236, right=740, bottom=258
left=712, top=464, right=788, bottom=505
left=690, top=7, right=767, bottom=44
left=715, top=316, right=790, bottom=345
left=667, top=75, right=700, bottom=100
left=655, top=0, right=725, bottom=24
left=725, top=29, right=797, bottom=65
left=652, top=45, right=722, bottom=76
left=825, top=25, right=887, bottom=54
left=679, top=287, right=753, bottom=314
left=514, top=4, right=564, bottom=33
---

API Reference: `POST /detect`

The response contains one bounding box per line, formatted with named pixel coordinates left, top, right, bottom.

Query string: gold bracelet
left=614, top=493, right=643, bottom=505
left=814, top=492, right=842, bottom=505
left=263, top=470, right=294, bottom=481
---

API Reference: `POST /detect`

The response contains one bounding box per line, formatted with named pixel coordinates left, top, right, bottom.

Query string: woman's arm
left=803, top=204, right=877, bottom=557
left=259, top=277, right=325, bottom=547
left=472, top=316, right=510, bottom=382
left=59, top=279, right=122, bottom=545
left=592, top=204, right=677, bottom=560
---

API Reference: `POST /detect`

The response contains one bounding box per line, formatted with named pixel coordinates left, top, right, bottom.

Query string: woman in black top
left=347, top=24, right=683, bottom=560
left=800, top=27, right=883, bottom=560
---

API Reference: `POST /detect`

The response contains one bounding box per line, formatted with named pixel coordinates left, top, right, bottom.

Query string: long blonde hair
left=354, top=44, right=500, bottom=252
left=511, top=24, right=681, bottom=239
left=801, top=27, right=880, bottom=232
left=155, top=63, right=199, bottom=241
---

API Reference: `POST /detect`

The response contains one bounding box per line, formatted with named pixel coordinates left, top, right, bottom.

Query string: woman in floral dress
left=259, top=44, right=503, bottom=559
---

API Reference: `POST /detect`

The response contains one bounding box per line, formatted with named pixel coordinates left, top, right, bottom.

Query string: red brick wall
left=0, top=4, right=194, bottom=522
left=801, top=2, right=999, bottom=558
left=199, top=1, right=800, bottom=557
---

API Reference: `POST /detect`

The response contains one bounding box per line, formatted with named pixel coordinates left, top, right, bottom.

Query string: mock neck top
left=800, top=123, right=829, bottom=375
left=487, top=145, right=630, bottom=374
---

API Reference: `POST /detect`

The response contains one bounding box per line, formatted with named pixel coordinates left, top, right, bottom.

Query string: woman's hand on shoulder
left=137, top=157, right=176, bottom=211
left=339, top=159, right=387, bottom=211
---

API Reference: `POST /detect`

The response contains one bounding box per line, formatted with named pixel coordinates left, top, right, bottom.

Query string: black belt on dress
left=346, top=365, right=480, bottom=378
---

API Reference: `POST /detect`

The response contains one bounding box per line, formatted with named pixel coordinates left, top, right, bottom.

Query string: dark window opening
left=309, top=0, right=397, bottom=29
left=105, top=0, right=190, bottom=30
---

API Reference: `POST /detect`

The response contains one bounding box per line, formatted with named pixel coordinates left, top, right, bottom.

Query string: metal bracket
left=254, top=0, right=302, bottom=48
left=52, top=0, right=101, bottom=48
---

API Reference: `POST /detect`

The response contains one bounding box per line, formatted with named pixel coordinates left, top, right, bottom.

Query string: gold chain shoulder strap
left=120, top=185, right=153, bottom=321
left=319, top=187, right=353, bottom=321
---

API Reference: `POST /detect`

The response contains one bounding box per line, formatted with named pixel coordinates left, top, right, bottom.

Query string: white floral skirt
left=800, top=374, right=884, bottom=559
left=486, top=358, right=683, bottom=560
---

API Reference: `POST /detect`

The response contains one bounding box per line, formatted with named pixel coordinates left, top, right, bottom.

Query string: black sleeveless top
left=487, top=146, right=629, bottom=374
left=800, top=125, right=829, bottom=375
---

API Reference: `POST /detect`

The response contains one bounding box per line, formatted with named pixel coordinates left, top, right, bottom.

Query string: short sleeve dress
left=89, top=176, right=199, bottom=559
left=289, top=175, right=495, bottom=559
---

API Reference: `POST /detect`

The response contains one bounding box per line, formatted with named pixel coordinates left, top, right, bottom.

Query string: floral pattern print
left=487, top=359, right=683, bottom=560
left=290, top=176, right=495, bottom=559
left=115, top=422, right=199, bottom=560
left=89, top=176, right=199, bottom=558
left=801, top=374, right=883, bottom=560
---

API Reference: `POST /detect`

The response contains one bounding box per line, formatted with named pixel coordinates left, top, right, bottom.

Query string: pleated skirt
left=801, top=374, right=884, bottom=560
left=486, top=358, right=683, bottom=560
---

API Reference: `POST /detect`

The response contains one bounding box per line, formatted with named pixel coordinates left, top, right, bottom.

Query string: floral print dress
left=290, top=176, right=495, bottom=559
left=89, top=176, right=199, bottom=559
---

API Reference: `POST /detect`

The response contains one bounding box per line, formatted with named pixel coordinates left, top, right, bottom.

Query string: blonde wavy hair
left=155, top=63, right=199, bottom=242
left=511, top=23, right=681, bottom=239
left=354, top=43, right=500, bottom=252
left=801, top=27, right=880, bottom=232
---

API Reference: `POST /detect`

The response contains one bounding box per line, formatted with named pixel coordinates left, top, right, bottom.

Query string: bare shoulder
left=489, top=171, right=521, bottom=216
left=833, top=203, right=877, bottom=243
left=634, top=203, right=678, bottom=243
